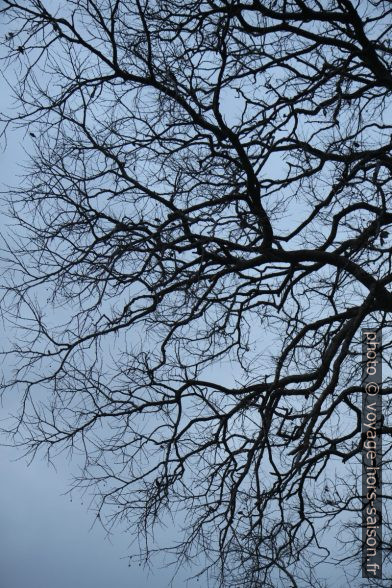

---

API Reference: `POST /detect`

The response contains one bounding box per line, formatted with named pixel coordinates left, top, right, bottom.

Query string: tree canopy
left=1, top=1, right=392, bottom=586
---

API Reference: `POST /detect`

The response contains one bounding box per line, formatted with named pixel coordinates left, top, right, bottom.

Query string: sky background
left=0, top=11, right=382, bottom=588
left=0, top=91, right=356, bottom=588
left=0, top=77, right=200, bottom=588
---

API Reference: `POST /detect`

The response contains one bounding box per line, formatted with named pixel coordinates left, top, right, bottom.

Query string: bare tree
left=1, top=0, right=392, bottom=585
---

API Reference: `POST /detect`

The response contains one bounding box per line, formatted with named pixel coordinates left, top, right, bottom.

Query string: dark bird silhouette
left=29, top=132, right=36, bottom=138
left=17, top=46, right=25, bottom=54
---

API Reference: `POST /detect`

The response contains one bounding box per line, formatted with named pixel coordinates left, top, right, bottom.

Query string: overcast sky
left=0, top=99, right=355, bottom=588
left=0, top=13, right=375, bottom=587
left=0, top=76, right=202, bottom=588
left=0, top=445, right=188, bottom=588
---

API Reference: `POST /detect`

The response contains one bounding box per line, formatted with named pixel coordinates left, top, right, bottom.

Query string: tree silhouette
left=1, top=1, right=392, bottom=586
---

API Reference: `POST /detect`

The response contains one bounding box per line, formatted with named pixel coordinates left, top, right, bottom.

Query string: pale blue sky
left=0, top=10, right=383, bottom=586
left=0, top=77, right=200, bottom=588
